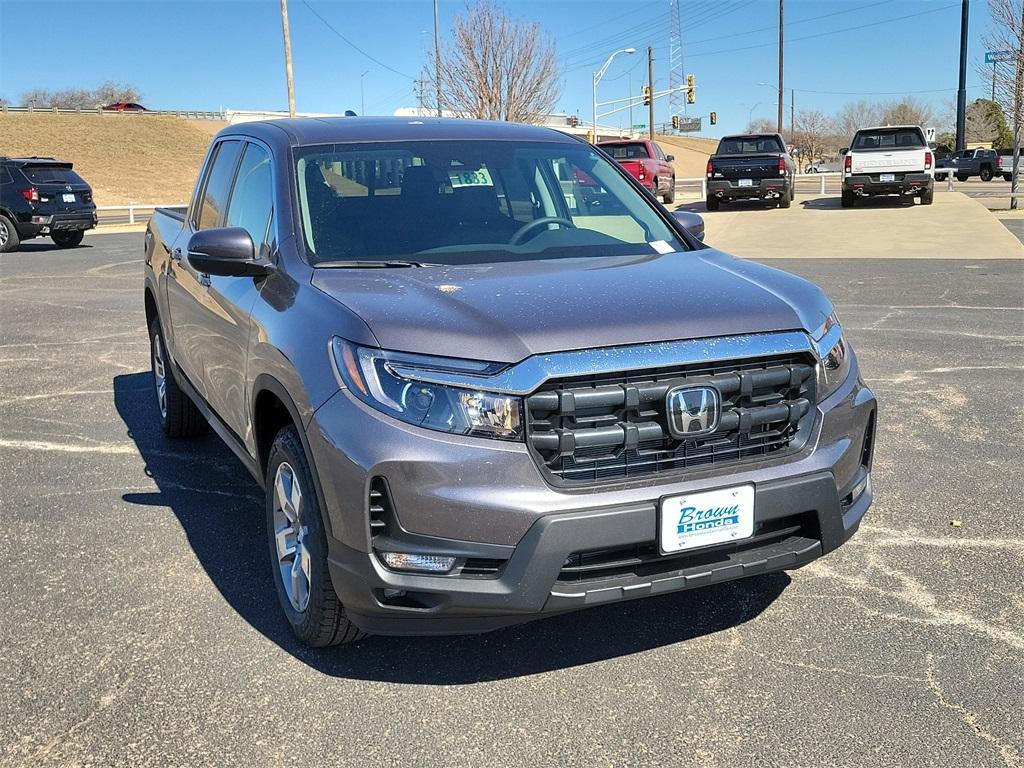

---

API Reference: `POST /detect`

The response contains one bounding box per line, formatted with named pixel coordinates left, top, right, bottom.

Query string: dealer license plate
left=738, top=178, right=753, bottom=187
left=62, top=193, right=76, bottom=203
left=659, top=484, right=754, bottom=554
left=879, top=173, right=895, bottom=183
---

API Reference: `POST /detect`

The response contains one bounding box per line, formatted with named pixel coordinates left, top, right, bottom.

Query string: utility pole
left=648, top=46, right=655, bottom=140
left=790, top=89, right=794, bottom=136
left=955, top=0, right=969, bottom=152
left=360, top=70, right=368, bottom=116
left=777, top=0, right=784, bottom=133
left=433, top=0, right=442, bottom=117
left=1011, top=0, right=1023, bottom=209
left=629, top=72, right=634, bottom=133
left=280, top=0, right=296, bottom=118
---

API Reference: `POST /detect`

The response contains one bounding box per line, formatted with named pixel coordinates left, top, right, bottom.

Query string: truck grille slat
left=526, top=354, right=815, bottom=485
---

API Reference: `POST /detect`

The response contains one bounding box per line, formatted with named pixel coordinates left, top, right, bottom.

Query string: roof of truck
left=219, top=116, right=579, bottom=148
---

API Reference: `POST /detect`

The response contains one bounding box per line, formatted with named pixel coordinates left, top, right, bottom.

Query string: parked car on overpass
left=102, top=102, right=148, bottom=112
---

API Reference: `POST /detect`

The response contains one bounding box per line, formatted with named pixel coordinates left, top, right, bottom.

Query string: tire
left=650, top=179, right=659, bottom=199
left=956, top=174, right=968, bottom=182
left=920, top=187, right=934, bottom=205
left=706, top=196, right=720, bottom=211
left=0, top=214, right=20, bottom=253
left=149, top=320, right=207, bottom=438
left=935, top=172, right=947, bottom=181
left=266, top=425, right=366, bottom=647
left=664, top=177, right=675, bottom=204
left=980, top=166, right=993, bottom=182
left=779, top=190, right=791, bottom=208
left=790, top=183, right=796, bottom=201
left=841, top=190, right=856, bottom=208
left=1004, top=174, right=1012, bottom=182
left=51, top=230, right=84, bottom=248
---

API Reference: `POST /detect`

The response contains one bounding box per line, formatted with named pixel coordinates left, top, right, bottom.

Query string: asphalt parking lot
left=1, top=232, right=1022, bottom=767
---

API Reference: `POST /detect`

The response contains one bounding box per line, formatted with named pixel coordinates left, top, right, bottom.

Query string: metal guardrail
left=96, top=204, right=185, bottom=225
left=1, top=105, right=225, bottom=120
left=674, top=172, right=844, bottom=200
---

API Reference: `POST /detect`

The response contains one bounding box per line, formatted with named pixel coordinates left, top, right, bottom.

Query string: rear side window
left=20, top=166, right=86, bottom=185
left=852, top=128, right=925, bottom=150
left=226, top=143, right=274, bottom=247
left=0, top=167, right=12, bottom=184
left=196, top=140, right=243, bottom=230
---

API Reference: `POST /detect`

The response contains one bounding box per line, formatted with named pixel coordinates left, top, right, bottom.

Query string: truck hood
left=311, top=249, right=832, bottom=363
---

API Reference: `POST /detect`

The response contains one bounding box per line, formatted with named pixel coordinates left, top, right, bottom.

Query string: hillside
left=654, top=134, right=719, bottom=179
left=0, top=113, right=226, bottom=205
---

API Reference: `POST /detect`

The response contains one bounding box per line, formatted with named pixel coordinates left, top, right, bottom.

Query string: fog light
left=851, top=473, right=870, bottom=501
left=380, top=552, right=456, bottom=573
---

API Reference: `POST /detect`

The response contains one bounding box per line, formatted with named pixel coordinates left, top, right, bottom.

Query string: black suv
left=0, top=157, right=97, bottom=252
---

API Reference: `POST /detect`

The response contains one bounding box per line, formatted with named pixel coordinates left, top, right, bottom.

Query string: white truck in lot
left=841, top=125, right=934, bottom=208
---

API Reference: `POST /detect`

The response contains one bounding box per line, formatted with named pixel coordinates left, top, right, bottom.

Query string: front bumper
left=843, top=173, right=932, bottom=196
left=708, top=178, right=790, bottom=200
left=306, top=359, right=877, bottom=636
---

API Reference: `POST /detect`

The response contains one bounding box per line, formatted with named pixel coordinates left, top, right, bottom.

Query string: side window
left=0, top=166, right=11, bottom=184
left=653, top=143, right=665, bottom=160
left=226, top=143, right=273, bottom=248
left=195, top=140, right=243, bottom=230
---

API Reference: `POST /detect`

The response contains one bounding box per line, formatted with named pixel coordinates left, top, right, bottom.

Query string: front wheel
left=266, top=426, right=366, bottom=647
left=778, top=190, right=792, bottom=208
left=1004, top=174, right=1013, bottom=182
left=51, top=230, right=84, bottom=248
left=956, top=174, right=968, bottom=182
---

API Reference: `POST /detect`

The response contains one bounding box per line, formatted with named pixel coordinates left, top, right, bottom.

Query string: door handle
left=171, top=247, right=183, bottom=261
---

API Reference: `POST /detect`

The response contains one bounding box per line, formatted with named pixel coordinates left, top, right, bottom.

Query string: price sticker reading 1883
left=448, top=168, right=493, bottom=187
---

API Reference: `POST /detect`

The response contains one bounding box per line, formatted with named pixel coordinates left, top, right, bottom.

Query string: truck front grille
left=525, top=354, right=815, bottom=485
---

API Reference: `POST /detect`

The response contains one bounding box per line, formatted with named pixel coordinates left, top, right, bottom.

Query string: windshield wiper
left=314, top=259, right=436, bottom=269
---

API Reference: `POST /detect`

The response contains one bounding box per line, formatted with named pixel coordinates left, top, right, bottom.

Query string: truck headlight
left=331, top=338, right=523, bottom=441
left=816, top=312, right=852, bottom=401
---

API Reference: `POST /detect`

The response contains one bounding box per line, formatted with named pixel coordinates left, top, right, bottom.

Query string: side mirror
left=666, top=154, right=675, bottom=161
left=838, top=148, right=848, bottom=155
left=671, top=210, right=705, bottom=242
left=187, top=227, right=270, bottom=277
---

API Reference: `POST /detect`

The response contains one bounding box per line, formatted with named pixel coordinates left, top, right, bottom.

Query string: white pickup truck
left=841, top=125, right=934, bottom=207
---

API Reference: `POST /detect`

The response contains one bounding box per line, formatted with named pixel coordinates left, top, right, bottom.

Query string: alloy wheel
left=152, top=334, right=168, bottom=419
left=273, top=461, right=311, bottom=612
left=0, top=220, right=8, bottom=248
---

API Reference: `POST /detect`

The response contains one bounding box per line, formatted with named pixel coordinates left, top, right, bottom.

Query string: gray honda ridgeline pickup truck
left=145, top=118, right=876, bottom=646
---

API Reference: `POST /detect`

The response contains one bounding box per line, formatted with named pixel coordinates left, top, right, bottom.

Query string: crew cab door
left=165, top=139, right=272, bottom=439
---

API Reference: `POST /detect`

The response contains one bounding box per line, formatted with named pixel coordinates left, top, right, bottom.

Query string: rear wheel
left=266, top=426, right=366, bottom=647
left=149, top=320, right=207, bottom=437
left=1004, top=174, right=1013, bottom=182
left=0, top=214, right=19, bottom=253
left=980, top=166, right=993, bottom=182
left=51, top=230, right=84, bottom=248
left=778, top=190, right=791, bottom=208
left=664, top=177, right=675, bottom=204
left=920, top=187, right=934, bottom=205
left=841, top=190, right=856, bottom=208
left=706, top=196, right=720, bottom=211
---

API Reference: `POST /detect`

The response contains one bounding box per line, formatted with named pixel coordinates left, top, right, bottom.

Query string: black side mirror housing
left=666, top=154, right=675, bottom=161
left=187, top=227, right=271, bottom=277
left=839, top=147, right=848, bottom=155
left=671, top=210, right=705, bottom=242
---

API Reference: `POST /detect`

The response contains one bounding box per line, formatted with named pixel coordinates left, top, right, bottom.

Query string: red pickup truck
left=597, top=139, right=676, bottom=204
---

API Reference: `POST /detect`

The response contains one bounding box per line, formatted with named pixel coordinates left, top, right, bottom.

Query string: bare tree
left=965, top=100, right=999, bottom=143
left=981, top=0, right=1023, bottom=205
left=17, top=82, right=142, bottom=109
left=879, top=96, right=935, bottom=127
left=746, top=117, right=778, bottom=134
left=833, top=100, right=882, bottom=141
left=792, top=109, right=831, bottom=166
left=429, top=2, right=559, bottom=122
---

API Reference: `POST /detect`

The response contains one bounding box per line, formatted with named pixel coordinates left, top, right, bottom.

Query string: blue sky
left=0, top=0, right=997, bottom=137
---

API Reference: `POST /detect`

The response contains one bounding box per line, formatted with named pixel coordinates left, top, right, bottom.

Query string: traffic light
left=568, top=114, right=579, bottom=128
left=672, top=115, right=679, bottom=130
left=710, top=111, right=717, bottom=126
left=686, top=73, right=695, bottom=104
left=642, top=85, right=651, bottom=107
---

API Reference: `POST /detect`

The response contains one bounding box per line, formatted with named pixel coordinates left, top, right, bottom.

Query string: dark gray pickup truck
left=144, top=117, right=875, bottom=646
left=706, top=133, right=796, bottom=210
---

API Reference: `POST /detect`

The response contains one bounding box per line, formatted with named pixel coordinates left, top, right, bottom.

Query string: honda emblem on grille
left=666, top=385, right=720, bottom=438
left=65, top=185, right=72, bottom=192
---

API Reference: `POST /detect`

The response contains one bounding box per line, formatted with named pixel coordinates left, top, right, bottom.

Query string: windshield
left=600, top=142, right=651, bottom=160
left=294, top=140, right=684, bottom=266
left=717, top=136, right=784, bottom=154
left=852, top=128, right=925, bottom=151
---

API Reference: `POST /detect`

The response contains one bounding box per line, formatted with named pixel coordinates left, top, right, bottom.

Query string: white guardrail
left=1, top=105, right=225, bottom=120
left=675, top=172, right=844, bottom=199
left=96, top=204, right=185, bottom=225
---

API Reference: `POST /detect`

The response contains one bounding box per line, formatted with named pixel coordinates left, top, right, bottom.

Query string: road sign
left=985, top=50, right=1014, bottom=63
left=925, top=127, right=936, bottom=142
left=632, top=123, right=647, bottom=130
left=677, top=117, right=701, bottom=132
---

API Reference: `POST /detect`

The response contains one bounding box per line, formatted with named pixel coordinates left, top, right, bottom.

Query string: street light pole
left=433, top=0, right=442, bottom=117
left=955, top=0, right=969, bottom=152
left=777, top=0, right=784, bottom=133
left=360, top=70, right=368, bottom=116
left=592, top=47, right=636, bottom=141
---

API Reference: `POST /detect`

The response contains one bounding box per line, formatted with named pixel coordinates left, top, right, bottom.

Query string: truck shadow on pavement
left=114, top=372, right=790, bottom=684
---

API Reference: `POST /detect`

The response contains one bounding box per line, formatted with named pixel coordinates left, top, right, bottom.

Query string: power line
left=299, top=0, right=416, bottom=80
left=686, top=0, right=890, bottom=46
